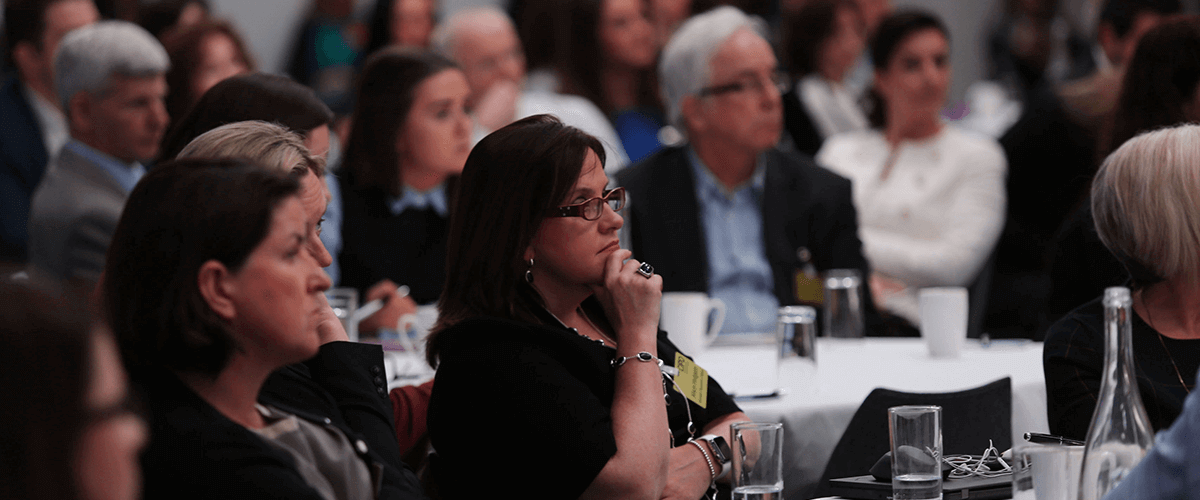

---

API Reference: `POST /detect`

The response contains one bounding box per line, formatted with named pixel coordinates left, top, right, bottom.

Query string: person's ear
left=681, top=95, right=706, bottom=134
left=523, top=245, right=535, bottom=263
left=10, top=41, right=43, bottom=80
left=67, top=92, right=93, bottom=135
left=197, top=260, right=237, bottom=321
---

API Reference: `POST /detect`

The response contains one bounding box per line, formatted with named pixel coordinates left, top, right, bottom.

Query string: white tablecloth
left=695, top=337, right=1048, bottom=500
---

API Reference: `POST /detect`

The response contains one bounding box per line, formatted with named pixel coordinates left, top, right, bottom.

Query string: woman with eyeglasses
left=816, top=10, right=1007, bottom=332
left=425, top=115, right=750, bottom=499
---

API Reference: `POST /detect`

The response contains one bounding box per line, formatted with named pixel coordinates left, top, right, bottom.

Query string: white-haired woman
left=1044, top=123, right=1200, bottom=441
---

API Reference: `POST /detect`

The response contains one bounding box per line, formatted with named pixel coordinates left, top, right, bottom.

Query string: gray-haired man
left=28, top=20, right=169, bottom=285
left=617, top=6, right=886, bottom=336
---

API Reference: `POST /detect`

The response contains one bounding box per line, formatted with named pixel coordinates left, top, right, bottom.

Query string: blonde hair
left=176, top=120, right=324, bottom=178
left=1092, top=123, right=1200, bottom=285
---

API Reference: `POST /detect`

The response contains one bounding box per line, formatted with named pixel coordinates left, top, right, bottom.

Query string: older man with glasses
left=617, top=6, right=886, bottom=337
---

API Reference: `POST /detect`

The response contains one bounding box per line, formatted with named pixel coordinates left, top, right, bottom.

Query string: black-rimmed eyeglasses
left=697, top=71, right=789, bottom=98
left=549, top=187, right=626, bottom=221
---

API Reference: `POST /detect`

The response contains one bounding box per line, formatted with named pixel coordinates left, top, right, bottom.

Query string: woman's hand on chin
left=313, top=293, right=351, bottom=344
left=592, top=249, right=662, bottom=343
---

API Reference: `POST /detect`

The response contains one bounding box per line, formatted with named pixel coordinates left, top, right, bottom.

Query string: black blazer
left=0, top=74, right=49, bottom=261
left=782, top=87, right=825, bottom=158
left=139, top=342, right=427, bottom=500
left=616, top=145, right=886, bottom=334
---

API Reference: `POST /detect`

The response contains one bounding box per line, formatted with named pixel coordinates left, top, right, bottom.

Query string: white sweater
left=816, top=126, right=1007, bottom=324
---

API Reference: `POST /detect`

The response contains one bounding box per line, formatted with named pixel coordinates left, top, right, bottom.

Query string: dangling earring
left=525, top=258, right=535, bottom=283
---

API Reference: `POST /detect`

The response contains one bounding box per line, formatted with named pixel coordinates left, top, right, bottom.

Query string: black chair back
left=813, top=377, right=1012, bottom=498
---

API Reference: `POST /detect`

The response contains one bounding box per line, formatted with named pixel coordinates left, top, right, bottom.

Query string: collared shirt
left=23, top=81, right=68, bottom=158
left=687, top=148, right=779, bottom=335
left=387, top=183, right=448, bottom=217
left=65, top=140, right=145, bottom=193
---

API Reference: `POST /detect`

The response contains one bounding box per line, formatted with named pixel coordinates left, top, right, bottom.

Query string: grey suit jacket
left=28, top=144, right=129, bottom=284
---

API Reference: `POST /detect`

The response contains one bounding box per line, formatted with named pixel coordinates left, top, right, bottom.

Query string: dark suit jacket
left=782, top=87, right=825, bottom=158
left=140, top=342, right=427, bottom=500
left=616, top=145, right=886, bottom=334
left=0, top=75, right=49, bottom=261
left=28, top=143, right=128, bottom=284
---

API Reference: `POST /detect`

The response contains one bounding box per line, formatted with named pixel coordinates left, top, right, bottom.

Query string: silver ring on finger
left=636, top=262, right=654, bottom=279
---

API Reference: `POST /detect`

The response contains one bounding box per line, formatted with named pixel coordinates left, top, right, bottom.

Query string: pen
left=1024, top=432, right=1085, bottom=446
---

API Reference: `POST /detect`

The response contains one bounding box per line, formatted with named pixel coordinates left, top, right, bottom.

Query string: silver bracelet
left=689, top=439, right=716, bottom=482
left=611, top=351, right=660, bottom=368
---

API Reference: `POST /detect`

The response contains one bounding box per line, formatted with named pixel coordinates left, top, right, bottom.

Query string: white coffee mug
left=661, top=292, right=726, bottom=356
left=919, top=287, right=968, bottom=358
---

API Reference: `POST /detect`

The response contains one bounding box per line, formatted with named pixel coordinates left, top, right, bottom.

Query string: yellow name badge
left=673, top=352, right=709, bottom=408
left=794, top=269, right=824, bottom=304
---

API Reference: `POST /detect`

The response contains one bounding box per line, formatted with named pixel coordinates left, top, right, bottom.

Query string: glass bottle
left=1077, top=287, right=1154, bottom=500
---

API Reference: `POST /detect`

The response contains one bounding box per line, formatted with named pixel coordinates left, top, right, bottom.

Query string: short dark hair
left=159, top=19, right=256, bottom=123
left=3, top=0, right=83, bottom=66
left=1106, top=15, right=1200, bottom=155
left=782, top=0, right=856, bottom=78
left=867, top=9, right=949, bottom=128
left=0, top=280, right=91, bottom=500
left=427, top=114, right=605, bottom=367
left=103, top=158, right=300, bottom=378
left=342, top=47, right=458, bottom=197
left=1100, top=0, right=1181, bottom=39
left=137, top=0, right=210, bottom=38
left=365, top=0, right=438, bottom=56
left=157, top=72, right=334, bottom=163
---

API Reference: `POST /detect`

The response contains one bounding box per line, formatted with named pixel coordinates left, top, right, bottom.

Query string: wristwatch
left=697, top=434, right=732, bottom=479
left=611, top=351, right=660, bottom=368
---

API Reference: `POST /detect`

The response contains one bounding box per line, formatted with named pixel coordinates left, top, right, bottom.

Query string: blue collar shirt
left=66, top=140, right=145, bottom=194
left=387, top=183, right=448, bottom=217
left=687, top=148, right=779, bottom=335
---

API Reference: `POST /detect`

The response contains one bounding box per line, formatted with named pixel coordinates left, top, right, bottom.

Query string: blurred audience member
left=367, top=0, right=436, bottom=55
left=0, top=281, right=147, bottom=500
left=137, top=0, right=209, bottom=38
left=781, top=0, right=869, bottom=157
left=618, top=6, right=884, bottom=336
left=1047, top=16, right=1200, bottom=322
left=557, top=0, right=665, bottom=162
left=159, top=20, right=254, bottom=124
left=649, top=0, right=692, bottom=47
left=431, top=6, right=629, bottom=171
left=817, top=11, right=1006, bottom=329
left=842, top=0, right=892, bottom=98
left=28, top=21, right=169, bottom=286
left=0, top=0, right=99, bottom=262
left=286, top=0, right=367, bottom=115
left=1045, top=124, right=1200, bottom=441
left=339, top=48, right=469, bottom=307
left=103, top=158, right=426, bottom=499
left=986, top=0, right=1093, bottom=102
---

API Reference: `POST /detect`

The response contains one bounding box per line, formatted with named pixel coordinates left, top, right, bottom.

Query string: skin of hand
left=357, top=279, right=419, bottom=333
left=870, top=271, right=907, bottom=305
left=314, top=292, right=350, bottom=344
left=591, top=249, right=662, bottom=345
left=472, top=79, right=520, bottom=132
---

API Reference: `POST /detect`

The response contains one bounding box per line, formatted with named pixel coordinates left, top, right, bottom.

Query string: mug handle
left=705, top=298, right=726, bottom=344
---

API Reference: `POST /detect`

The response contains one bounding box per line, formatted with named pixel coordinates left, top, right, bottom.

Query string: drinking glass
left=889, top=405, right=943, bottom=500
left=1011, top=444, right=1083, bottom=500
left=325, top=287, right=358, bottom=342
left=731, top=422, right=784, bottom=499
left=823, top=269, right=864, bottom=338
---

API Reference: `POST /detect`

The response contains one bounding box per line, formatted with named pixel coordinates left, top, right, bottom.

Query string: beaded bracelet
left=689, top=439, right=716, bottom=481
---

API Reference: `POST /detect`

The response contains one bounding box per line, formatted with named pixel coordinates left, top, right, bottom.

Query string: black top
left=138, top=342, right=427, bottom=500
left=1044, top=297, right=1200, bottom=440
left=782, top=87, right=825, bottom=158
left=338, top=172, right=448, bottom=305
left=427, top=309, right=742, bottom=499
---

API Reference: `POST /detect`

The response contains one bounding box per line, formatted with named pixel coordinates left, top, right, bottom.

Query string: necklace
left=578, top=307, right=617, bottom=347
left=1138, top=292, right=1192, bottom=395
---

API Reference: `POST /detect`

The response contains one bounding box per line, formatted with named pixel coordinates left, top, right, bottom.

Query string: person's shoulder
left=616, top=145, right=687, bottom=188
left=1045, top=296, right=1105, bottom=348
left=941, top=126, right=1006, bottom=166
left=768, top=147, right=852, bottom=191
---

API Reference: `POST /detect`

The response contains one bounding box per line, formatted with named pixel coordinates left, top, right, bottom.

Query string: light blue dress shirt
left=1102, top=369, right=1200, bottom=500
left=65, top=140, right=145, bottom=193
left=687, top=149, right=779, bottom=335
left=387, top=183, right=448, bottom=217
left=320, top=171, right=344, bottom=285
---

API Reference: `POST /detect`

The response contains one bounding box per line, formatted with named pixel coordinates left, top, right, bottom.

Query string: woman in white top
left=817, top=10, right=1006, bottom=326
